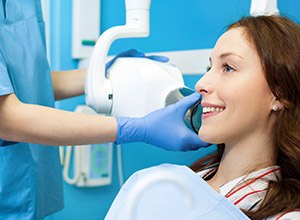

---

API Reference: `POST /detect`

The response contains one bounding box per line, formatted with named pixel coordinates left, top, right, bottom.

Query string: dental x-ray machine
left=85, top=0, right=186, bottom=117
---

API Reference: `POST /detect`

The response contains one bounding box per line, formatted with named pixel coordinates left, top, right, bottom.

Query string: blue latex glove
left=115, top=93, right=209, bottom=151
left=105, top=49, right=169, bottom=76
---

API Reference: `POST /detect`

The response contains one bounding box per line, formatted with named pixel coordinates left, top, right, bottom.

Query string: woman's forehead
left=211, top=28, right=257, bottom=61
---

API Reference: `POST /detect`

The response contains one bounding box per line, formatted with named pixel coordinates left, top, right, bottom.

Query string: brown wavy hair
left=191, top=16, right=300, bottom=220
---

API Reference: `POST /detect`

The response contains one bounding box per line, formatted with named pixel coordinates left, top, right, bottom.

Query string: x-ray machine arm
left=85, top=0, right=151, bottom=114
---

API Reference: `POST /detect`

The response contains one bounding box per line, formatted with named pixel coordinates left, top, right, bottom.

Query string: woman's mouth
left=202, top=104, right=225, bottom=119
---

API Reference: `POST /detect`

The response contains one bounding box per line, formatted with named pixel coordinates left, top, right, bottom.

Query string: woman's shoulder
left=267, top=210, right=300, bottom=220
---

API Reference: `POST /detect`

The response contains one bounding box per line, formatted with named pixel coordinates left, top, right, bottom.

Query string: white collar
left=197, top=165, right=281, bottom=197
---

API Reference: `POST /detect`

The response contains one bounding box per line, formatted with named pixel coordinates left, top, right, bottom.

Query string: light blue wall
left=46, top=1, right=300, bottom=219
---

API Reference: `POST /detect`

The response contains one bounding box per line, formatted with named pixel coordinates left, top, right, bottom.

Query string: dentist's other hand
left=116, top=93, right=209, bottom=151
left=105, top=49, right=169, bottom=76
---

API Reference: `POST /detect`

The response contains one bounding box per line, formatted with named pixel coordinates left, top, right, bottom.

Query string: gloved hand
left=115, top=92, right=209, bottom=151
left=105, top=49, right=169, bottom=76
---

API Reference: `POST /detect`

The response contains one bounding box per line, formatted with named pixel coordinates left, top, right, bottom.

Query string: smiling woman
left=104, top=15, right=299, bottom=220
left=191, top=15, right=300, bottom=220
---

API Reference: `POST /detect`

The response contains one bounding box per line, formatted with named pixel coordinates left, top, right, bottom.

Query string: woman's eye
left=206, top=66, right=211, bottom=72
left=223, top=64, right=234, bottom=73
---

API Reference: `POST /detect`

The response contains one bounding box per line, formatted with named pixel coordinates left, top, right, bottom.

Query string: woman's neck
left=207, top=133, right=277, bottom=192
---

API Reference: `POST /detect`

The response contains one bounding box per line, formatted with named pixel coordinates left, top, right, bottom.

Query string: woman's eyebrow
left=219, top=52, right=243, bottom=60
left=209, top=52, right=243, bottom=62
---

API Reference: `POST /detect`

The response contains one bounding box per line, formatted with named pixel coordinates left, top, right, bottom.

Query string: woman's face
left=195, top=27, right=275, bottom=145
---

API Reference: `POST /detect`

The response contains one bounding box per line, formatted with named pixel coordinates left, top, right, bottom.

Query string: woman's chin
left=198, top=131, right=221, bottom=144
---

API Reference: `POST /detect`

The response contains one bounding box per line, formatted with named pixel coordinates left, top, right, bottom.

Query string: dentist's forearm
left=0, top=94, right=117, bottom=146
left=51, top=69, right=86, bottom=100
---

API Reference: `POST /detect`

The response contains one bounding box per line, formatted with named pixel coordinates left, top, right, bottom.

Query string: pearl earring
left=273, top=105, right=279, bottom=111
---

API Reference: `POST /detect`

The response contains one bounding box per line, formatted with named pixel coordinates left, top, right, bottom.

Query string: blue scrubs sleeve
left=0, top=51, right=14, bottom=96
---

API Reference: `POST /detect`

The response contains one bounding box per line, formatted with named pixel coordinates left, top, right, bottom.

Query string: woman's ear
left=272, top=100, right=284, bottom=112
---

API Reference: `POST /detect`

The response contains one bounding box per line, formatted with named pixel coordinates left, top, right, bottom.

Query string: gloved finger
left=173, top=92, right=201, bottom=115
left=183, top=136, right=209, bottom=151
left=105, top=57, right=118, bottom=71
left=122, top=49, right=145, bottom=58
left=146, top=55, right=169, bottom=63
left=105, top=49, right=145, bottom=75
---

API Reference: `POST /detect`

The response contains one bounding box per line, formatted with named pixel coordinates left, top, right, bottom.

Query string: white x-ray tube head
left=108, top=58, right=184, bottom=117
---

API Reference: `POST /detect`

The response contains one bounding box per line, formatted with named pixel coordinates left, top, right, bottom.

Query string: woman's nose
left=194, top=73, right=212, bottom=95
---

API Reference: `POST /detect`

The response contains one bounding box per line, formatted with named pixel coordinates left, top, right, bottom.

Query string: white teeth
left=203, top=106, right=225, bottom=113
